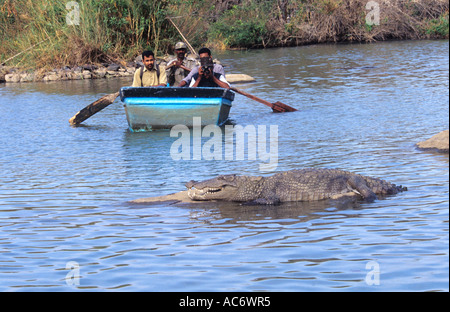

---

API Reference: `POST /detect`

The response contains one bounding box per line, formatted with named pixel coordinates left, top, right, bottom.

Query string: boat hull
left=120, top=87, right=234, bottom=131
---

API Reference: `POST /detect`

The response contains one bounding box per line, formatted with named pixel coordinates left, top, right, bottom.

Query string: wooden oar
left=230, top=87, right=297, bottom=113
left=69, top=91, right=120, bottom=125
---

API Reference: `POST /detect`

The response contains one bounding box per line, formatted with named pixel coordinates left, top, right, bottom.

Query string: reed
left=1, top=0, right=448, bottom=70
left=0, top=0, right=172, bottom=69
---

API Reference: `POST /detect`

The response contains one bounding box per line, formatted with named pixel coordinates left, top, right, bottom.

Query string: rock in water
left=416, top=130, right=449, bottom=153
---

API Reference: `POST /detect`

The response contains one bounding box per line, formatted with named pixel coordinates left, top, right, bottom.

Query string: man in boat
left=132, top=50, right=167, bottom=87
left=165, top=42, right=196, bottom=86
left=179, top=47, right=226, bottom=87
left=189, top=56, right=230, bottom=89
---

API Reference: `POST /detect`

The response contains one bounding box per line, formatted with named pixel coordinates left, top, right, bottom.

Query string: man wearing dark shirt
left=179, top=47, right=226, bottom=87
left=190, top=56, right=230, bottom=89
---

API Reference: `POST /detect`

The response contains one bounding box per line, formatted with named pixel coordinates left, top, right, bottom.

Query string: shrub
left=208, top=3, right=270, bottom=48
left=426, top=13, right=449, bottom=37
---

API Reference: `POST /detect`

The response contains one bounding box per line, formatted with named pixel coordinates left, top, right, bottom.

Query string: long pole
left=166, top=17, right=198, bottom=57
left=1, top=38, right=49, bottom=66
left=167, top=16, right=297, bottom=113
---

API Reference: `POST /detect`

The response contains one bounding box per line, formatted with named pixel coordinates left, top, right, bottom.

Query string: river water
left=0, top=40, right=448, bottom=292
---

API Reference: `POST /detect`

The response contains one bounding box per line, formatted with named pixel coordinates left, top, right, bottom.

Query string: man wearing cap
left=165, top=42, right=197, bottom=86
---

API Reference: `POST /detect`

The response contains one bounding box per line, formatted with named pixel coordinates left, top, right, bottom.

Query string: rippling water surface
left=0, top=40, right=448, bottom=291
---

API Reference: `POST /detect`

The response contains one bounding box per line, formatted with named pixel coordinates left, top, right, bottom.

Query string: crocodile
left=185, top=168, right=407, bottom=205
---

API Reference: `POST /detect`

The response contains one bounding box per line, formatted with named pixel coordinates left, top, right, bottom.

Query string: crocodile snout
left=185, top=180, right=198, bottom=189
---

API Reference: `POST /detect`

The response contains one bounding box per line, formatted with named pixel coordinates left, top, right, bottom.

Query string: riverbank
left=2, top=38, right=448, bottom=84
left=0, top=62, right=136, bottom=84
left=0, top=60, right=256, bottom=84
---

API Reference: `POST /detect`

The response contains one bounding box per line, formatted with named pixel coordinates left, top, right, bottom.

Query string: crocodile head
left=186, top=174, right=264, bottom=201
left=186, top=174, right=241, bottom=201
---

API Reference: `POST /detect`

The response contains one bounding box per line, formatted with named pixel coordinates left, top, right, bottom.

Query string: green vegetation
left=209, top=3, right=271, bottom=48
left=0, top=0, right=174, bottom=69
left=426, top=13, right=449, bottom=37
left=0, top=0, right=448, bottom=70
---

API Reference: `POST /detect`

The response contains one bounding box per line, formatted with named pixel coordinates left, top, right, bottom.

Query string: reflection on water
left=0, top=40, right=448, bottom=291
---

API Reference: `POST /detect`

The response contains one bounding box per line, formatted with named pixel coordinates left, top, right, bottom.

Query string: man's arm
left=214, top=64, right=225, bottom=76
left=179, top=63, right=193, bottom=72
left=132, top=70, right=141, bottom=87
left=190, top=72, right=201, bottom=88
left=156, top=65, right=167, bottom=87
left=166, top=60, right=192, bottom=72
left=179, top=65, right=199, bottom=87
left=212, top=74, right=230, bottom=89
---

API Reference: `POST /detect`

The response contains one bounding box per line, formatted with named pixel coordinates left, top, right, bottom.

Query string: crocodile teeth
left=187, top=187, right=222, bottom=200
left=205, top=188, right=221, bottom=194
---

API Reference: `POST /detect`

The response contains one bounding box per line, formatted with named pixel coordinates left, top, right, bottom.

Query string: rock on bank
left=0, top=63, right=136, bottom=83
left=0, top=56, right=255, bottom=84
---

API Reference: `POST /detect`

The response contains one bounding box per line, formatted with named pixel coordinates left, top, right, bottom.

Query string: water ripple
left=0, top=41, right=448, bottom=291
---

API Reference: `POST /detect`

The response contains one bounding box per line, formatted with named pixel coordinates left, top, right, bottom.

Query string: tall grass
left=0, top=0, right=172, bottom=69
left=175, top=0, right=449, bottom=49
left=1, top=0, right=448, bottom=70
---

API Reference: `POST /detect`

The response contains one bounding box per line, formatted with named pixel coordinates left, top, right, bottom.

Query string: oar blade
left=69, top=92, right=120, bottom=125
left=230, top=87, right=297, bottom=113
left=271, top=101, right=298, bottom=113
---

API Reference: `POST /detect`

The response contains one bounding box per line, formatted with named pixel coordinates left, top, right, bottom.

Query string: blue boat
left=119, top=87, right=235, bottom=131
